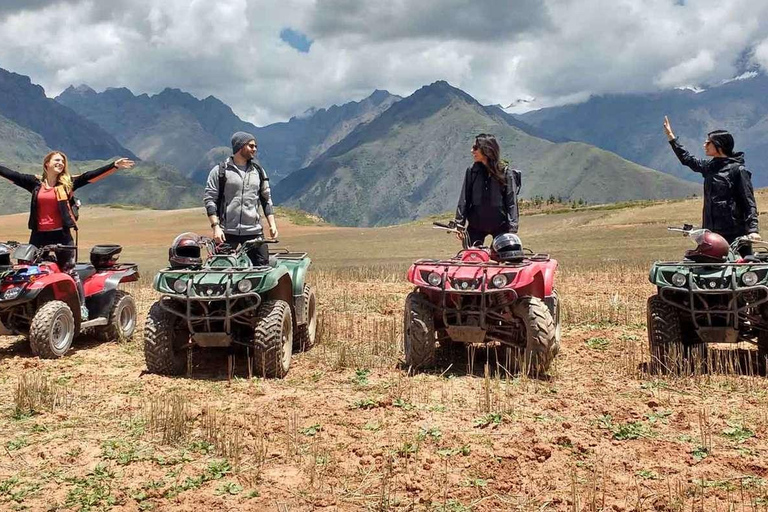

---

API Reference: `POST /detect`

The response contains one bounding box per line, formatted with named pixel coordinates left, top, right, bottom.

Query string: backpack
left=216, top=159, right=269, bottom=222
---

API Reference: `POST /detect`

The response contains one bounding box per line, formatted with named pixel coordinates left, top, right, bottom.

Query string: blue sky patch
left=280, top=28, right=313, bottom=53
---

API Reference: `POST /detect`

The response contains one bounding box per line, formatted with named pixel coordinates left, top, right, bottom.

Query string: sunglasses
left=704, top=140, right=713, bottom=147
left=471, top=144, right=480, bottom=151
left=246, top=143, right=257, bottom=149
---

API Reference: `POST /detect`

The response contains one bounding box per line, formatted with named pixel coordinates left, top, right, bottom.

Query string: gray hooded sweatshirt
left=203, top=157, right=274, bottom=236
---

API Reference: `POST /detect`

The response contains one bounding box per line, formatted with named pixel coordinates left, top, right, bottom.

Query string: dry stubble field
left=2, top=192, right=768, bottom=511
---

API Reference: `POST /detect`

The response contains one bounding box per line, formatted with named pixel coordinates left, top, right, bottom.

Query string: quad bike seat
left=73, top=263, right=97, bottom=282
left=90, top=244, right=122, bottom=268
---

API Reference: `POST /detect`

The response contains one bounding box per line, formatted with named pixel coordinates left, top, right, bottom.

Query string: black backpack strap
left=216, top=159, right=228, bottom=221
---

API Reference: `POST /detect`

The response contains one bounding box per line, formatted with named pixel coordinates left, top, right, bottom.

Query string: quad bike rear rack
left=159, top=268, right=265, bottom=334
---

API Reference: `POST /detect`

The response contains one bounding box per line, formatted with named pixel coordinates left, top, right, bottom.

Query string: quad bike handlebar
left=433, top=221, right=470, bottom=250
left=667, top=225, right=768, bottom=253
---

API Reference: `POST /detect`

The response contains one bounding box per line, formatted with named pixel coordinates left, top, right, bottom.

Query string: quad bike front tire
left=29, top=300, right=76, bottom=359
left=252, top=299, right=293, bottom=378
left=144, top=300, right=187, bottom=375
left=758, top=306, right=768, bottom=373
left=647, top=295, right=687, bottom=374
left=511, top=296, right=558, bottom=375
left=403, top=291, right=436, bottom=370
left=294, top=284, right=317, bottom=351
left=99, top=290, right=137, bottom=342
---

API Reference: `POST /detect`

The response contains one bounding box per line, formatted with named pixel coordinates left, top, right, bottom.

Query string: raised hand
left=114, top=158, right=135, bottom=169
left=663, top=116, right=675, bottom=141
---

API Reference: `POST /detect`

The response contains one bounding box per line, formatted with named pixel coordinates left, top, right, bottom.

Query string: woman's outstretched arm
left=0, top=164, right=38, bottom=192
left=664, top=116, right=711, bottom=175
left=71, top=158, right=134, bottom=190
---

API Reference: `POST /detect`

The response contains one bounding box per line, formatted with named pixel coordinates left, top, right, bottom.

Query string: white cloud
left=0, top=0, right=766, bottom=125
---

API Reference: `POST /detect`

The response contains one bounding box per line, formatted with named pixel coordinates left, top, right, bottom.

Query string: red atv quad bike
left=0, top=242, right=139, bottom=358
left=404, top=222, right=560, bottom=374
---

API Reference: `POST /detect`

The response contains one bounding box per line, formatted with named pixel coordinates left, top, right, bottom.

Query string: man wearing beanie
left=203, top=131, right=278, bottom=265
left=663, top=116, right=760, bottom=249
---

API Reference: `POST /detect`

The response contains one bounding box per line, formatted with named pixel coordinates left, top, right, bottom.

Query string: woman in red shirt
left=0, top=151, right=134, bottom=319
left=0, top=151, right=134, bottom=246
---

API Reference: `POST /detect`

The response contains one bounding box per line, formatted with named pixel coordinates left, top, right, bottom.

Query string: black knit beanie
left=231, top=131, right=256, bottom=155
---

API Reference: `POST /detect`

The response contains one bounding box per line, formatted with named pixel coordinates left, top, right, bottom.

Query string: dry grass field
left=2, top=191, right=768, bottom=511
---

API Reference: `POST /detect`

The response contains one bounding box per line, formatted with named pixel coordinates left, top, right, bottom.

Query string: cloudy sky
left=1, top=0, right=768, bottom=125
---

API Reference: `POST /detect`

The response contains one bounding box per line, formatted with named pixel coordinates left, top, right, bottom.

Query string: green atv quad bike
left=144, top=233, right=317, bottom=378
left=647, top=225, right=768, bottom=373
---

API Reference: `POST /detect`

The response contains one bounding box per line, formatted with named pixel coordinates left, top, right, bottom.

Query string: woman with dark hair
left=663, top=116, right=760, bottom=244
left=454, top=133, right=521, bottom=246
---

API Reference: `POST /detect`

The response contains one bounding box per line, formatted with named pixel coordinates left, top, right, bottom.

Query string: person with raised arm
left=663, top=116, right=760, bottom=248
left=0, top=151, right=135, bottom=318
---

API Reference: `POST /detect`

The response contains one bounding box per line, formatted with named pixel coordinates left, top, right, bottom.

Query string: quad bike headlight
left=671, top=273, right=687, bottom=287
left=491, top=274, right=508, bottom=288
left=172, top=279, right=188, bottom=294
left=427, top=272, right=442, bottom=287
left=1, top=286, right=22, bottom=301
left=237, top=279, right=253, bottom=293
left=742, top=271, right=759, bottom=287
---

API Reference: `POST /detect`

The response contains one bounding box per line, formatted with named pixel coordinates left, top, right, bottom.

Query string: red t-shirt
left=37, top=186, right=63, bottom=231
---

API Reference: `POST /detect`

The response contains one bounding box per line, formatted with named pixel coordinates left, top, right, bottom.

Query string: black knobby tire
left=511, top=296, right=558, bottom=375
left=99, top=290, right=137, bottom=342
left=294, top=284, right=317, bottom=351
left=758, top=306, right=768, bottom=373
left=252, top=299, right=293, bottom=378
left=403, top=291, right=436, bottom=369
left=144, top=300, right=187, bottom=376
left=647, top=295, right=686, bottom=374
left=29, top=300, right=76, bottom=359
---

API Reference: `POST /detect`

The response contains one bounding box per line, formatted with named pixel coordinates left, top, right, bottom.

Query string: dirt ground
left=2, top=194, right=768, bottom=511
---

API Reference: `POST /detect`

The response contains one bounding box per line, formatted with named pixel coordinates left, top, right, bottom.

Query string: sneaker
left=80, top=305, right=89, bottom=321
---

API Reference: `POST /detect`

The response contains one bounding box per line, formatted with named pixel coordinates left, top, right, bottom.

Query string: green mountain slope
left=274, top=81, right=699, bottom=227
left=0, top=113, right=50, bottom=164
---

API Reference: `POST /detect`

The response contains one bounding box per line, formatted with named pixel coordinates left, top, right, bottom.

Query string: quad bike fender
left=275, top=257, right=312, bottom=297
left=514, top=259, right=558, bottom=298
left=83, top=267, right=139, bottom=296
left=264, top=274, right=297, bottom=324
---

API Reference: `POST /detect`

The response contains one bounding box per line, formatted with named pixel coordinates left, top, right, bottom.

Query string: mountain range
left=517, top=74, right=768, bottom=186
left=274, top=81, right=698, bottom=226
left=56, top=85, right=401, bottom=182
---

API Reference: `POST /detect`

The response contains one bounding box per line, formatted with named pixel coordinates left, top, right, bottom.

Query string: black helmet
left=491, top=233, right=524, bottom=262
left=169, top=233, right=202, bottom=268
left=0, top=243, right=12, bottom=267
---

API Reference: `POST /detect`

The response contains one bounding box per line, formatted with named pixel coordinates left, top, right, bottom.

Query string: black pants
left=224, top=233, right=269, bottom=266
left=29, top=229, right=85, bottom=306
left=29, top=228, right=74, bottom=247
left=466, top=227, right=507, bottom=248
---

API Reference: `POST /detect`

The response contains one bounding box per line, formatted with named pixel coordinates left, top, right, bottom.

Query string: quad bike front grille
left=660, top=285, right=768, bottom=331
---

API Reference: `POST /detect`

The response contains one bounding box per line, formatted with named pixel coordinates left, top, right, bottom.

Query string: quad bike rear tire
left=511, top=296, right=558, bottom=375
left=252, top=299, right=293, bottom=378
left=144, top=300, right=187, bottom=375
left=403, top=291, right=436, bottom=369
left=647, top=295, right=687, bottom=374
left=29, top=300, right=76, bottom=359
left=294, top=284, right=317, bottom=351
left=99, top=290, right=137, bottom=342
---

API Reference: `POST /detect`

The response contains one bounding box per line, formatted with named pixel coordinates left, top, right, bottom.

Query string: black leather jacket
left=455, top=162, right=520, bottom=234
left=669, top=139, right=759, bottom=238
